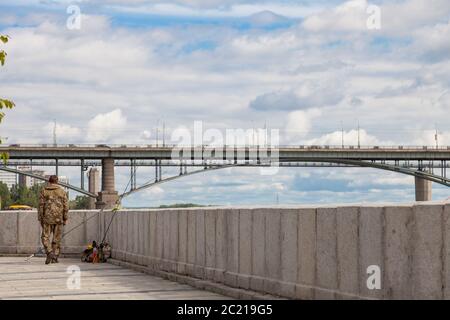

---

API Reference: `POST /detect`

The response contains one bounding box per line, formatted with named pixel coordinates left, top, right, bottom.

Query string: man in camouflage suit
left=38, top=175, right=69, bottom=264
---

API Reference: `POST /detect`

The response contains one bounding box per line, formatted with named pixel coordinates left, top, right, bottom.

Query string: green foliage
left=0, top=35, right=9, bottom=66
left=0, top=99, right=15, bottom=110
left=0, top=51, right=6, bottom=66
left=0, top=182, right=11, bottom=209
left=69, top=195, right=90, bottom=210
left=0, top=183, right=43, bottom=209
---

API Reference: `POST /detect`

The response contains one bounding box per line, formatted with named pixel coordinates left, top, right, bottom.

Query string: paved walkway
left=0, top=257, right=230, bottom=300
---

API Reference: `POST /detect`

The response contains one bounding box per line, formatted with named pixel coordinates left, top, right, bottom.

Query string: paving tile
left=0, top=257, right=231, bottom=300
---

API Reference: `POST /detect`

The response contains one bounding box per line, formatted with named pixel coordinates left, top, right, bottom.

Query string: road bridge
left=1, top=144, right=449, bottom=208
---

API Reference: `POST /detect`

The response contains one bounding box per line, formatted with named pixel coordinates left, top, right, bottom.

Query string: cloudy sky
left=0, top=0, right=449, bottom=206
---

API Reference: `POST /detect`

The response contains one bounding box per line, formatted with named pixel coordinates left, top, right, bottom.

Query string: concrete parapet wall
left=1, top=202, right=450, bottom=299
left=0, top=210, right=100, bottom=255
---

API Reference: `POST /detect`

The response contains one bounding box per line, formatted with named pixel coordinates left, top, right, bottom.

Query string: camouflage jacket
left=38, top=183, right=69, bottom=225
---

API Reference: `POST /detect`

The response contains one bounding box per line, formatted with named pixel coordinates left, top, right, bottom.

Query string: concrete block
left=115, top=212, right=122, bottom=244
left=315, top=207, right=338, bottom=299
left=0, top=212, right=17, bottom=254
left=149, top=212, right=156, bottom=259
left=296, top=208, right=316, bottom=300
left=177, top=210, right=188, bottom=274
left=205, top=210, right=216, bottom=273
left=384, top=206, right=413, bottom=299
left=444, top=203, right=450, bottom=299
left=195, top=210, right=206, bottom=278
left=359, top=206, right=384, bottom=299
left=336, top=206, right=359, bottom=296
left=102, top=211, right=112, bottom=246
left=280, top=281, right=296, bottom=298
left=155, top=211, right=164, bottom=260
left=169, top=211, right=179, bottom=268
left=163, top=210, right=170, bottom=261
left=281, top=210, right=298, bottom=285
left=96, top=210, right=102, bottom=241
left=215, top=209, right=227, bottom=283
left=133, top=212, right=139, bottom=256
left=143, top=212, right=149, bottom=259
left=123, top=212, right=131, bottom=261
left=295, top=284, right=314, bottom=301
left=187, top=210, right=196, bottom=276
left=251, top=209, right=266, bottom=285
left=224, top=272, right=238, bottom=288
left=239, top=209, right=252, bottom=276
left=62, top=211, right=85, bottom=254
left=411, top=204, right=443, bottom=299
left=250, top=276, right=265, bottom=292
left=17, top=211, right=41, bottom=254
left=264, top=209, right=281, bottom=295
left=126, top=212, right=134, bottom=262
left=112, top=211, right=122, bottom=260
left=139, top=212, right=145, bottom=257
left=237, top=274, right=251, bottom=290
left=98, top=210, right=106, bottom=244
left=120, top=210, right=128, bottom=257
left=86, top=211, right=99, bottom=245
left=109, top=211, right=116, bottom=253
left=226, top=209, right=239, bottom=279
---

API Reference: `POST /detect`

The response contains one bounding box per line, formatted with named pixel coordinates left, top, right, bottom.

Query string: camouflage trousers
left=41, top=224, right=63, bottom=257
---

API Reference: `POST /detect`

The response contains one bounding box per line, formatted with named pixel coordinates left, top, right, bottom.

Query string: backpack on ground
left=81, top=241, right=111, bottom=263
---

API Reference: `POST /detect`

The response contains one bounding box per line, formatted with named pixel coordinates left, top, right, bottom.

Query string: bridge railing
left=2, top=144, right=450, bottom=150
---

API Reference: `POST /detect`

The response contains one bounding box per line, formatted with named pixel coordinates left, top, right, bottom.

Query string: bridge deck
left=0, top=257, right=230, bottom=300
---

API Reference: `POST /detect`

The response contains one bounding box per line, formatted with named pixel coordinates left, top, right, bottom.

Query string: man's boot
left=45, top=252, right=54, bottom=265
left=51, top=255, right=59, bottom=263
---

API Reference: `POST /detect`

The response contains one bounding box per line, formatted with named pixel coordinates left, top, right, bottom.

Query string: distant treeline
left=158, top=203, right=208, bottom=208
left=0, top=182, right=90, bottom=210
left=125, top=203, right=212, bottom=209
left=0, top=182, right=42, bottom=209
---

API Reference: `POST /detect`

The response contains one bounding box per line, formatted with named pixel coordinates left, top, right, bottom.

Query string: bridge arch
left=2, top=159, right=447, bottom=203
left=120, top=160, right=449, bottom=199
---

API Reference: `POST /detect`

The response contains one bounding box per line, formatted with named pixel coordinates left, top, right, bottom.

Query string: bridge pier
left=96, top=158, right=119, bottom=209
left=88, top=167, right=100, bottom=209
left=415, top=177, right=432, bottom=201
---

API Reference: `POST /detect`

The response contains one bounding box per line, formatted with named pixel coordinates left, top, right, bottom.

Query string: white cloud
left=44, top=122, right=81, bottom=142
left=143, top=186, right=165, bottom=196
left=302, top=0, right=450, bottom=35
left=250, top=81, right=345, bottom=111
left=106, top=1, right=320, bottom=18
left=285, top=108, right=322, bottom=142
left=87, top=109, right=127, bottom=142
left=303, top=0, right=369, bottom=32
left=413, top=130, right=450, bottom=146
left=305, top=129, right=390, bottom=146
left=413, top=20, right=450, bottom=61
left=141, top=130, right=152, bottom=140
